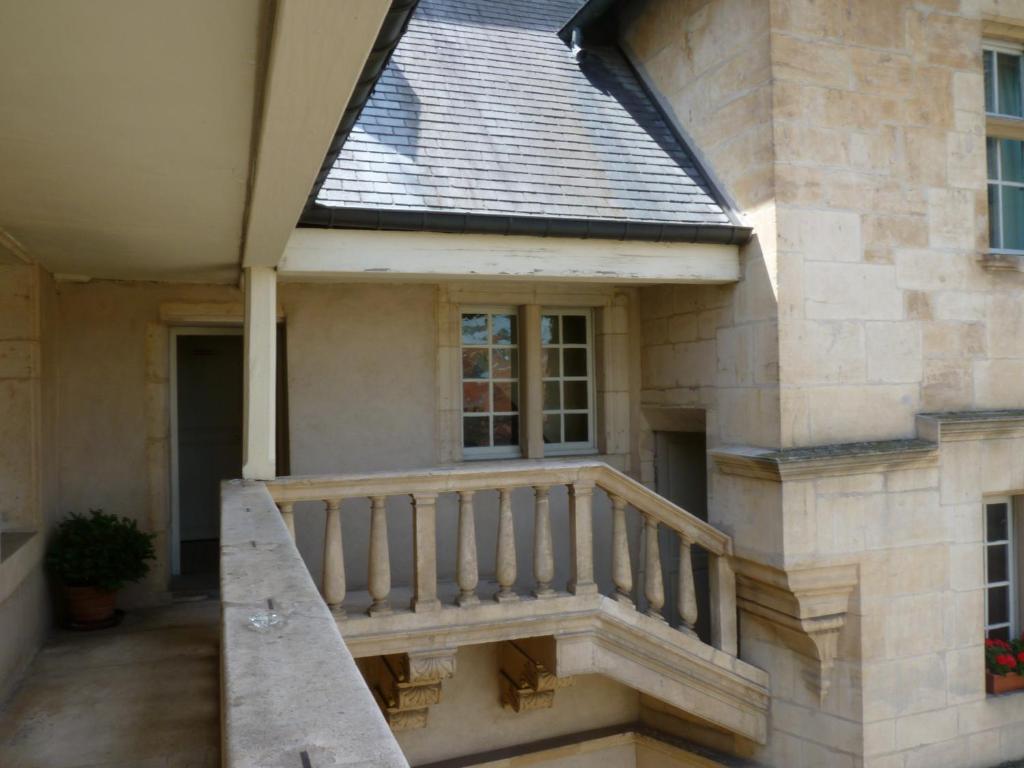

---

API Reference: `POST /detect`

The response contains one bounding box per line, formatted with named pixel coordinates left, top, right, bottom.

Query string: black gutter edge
left=299, top=206, right=753, bottom=246
left=303, top=0, right=420, bottom=214
left=557, top=0, right=619, bottom=43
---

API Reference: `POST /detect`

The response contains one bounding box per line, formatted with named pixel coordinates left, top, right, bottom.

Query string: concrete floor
left=0, top=599, right=219, bottom=768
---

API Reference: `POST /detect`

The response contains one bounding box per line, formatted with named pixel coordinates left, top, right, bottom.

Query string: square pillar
left=242, top=266, right=276, bottom=480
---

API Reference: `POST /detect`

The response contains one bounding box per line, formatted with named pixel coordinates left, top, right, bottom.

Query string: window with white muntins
left=985, top=497, right=1018, bottom=641
left=984, top=41, right=1024, bottom=253
left=460, top=307, right=596, bottom=459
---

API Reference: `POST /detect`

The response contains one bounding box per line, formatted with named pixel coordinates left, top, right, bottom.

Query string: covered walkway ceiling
left=0, top=0, right=392, bottom=283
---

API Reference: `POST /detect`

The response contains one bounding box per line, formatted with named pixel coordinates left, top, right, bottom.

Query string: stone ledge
left=979, top=251, right=1024, bottom=272
left=710, top=439, right=937, bottom=482
left=917, top=410, right=1024, bottom=442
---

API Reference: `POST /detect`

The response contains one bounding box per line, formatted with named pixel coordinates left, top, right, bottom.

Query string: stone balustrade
left=265, top=459, right=738, bottom=655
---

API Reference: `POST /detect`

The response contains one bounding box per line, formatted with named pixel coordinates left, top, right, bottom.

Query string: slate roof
left=303, top=0, right=748, bottom=244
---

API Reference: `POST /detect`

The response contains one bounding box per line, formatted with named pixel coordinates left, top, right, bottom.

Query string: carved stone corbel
left=733, top=558, right=857, bottom=703
left=498, top=638, right=574, bottom=712
left=358, top=648, right=457, bottom=730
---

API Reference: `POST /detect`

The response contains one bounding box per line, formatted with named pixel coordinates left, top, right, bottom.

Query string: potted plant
left=46, top=510, right=156, bottom=628
left=985, top=636, right=1024, bottom=695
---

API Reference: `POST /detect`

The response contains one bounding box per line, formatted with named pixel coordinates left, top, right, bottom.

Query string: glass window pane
left=543, top=381, right=560, bottom=410
left=492, top=348, right=518, bottom=379
left=988, top=544, right=1009, bottom=584
left=1000, top=138, right=1024, bottom=182
left=463, top=416, right=489, bottom=448
left=988, top=137, right=999, bottom=180
left=564, top=413, right=589, bottom=443
left=563, top=347, right=588, bottom=377
left=985, top=50, right=996, bottom=113
left=564, top=380, right=589, bottom=410
left=493, top=382, right=518, bottom=412
left=542, top=349, right=559, bottom=377
left=563, top=314, right=587, bottom=344
left=997, top=52, right=1023, bottom=117
left=987, top=503, right=1009, bottom=541
left=461, top=313, right=488, bottom=344
left=543, top=414, right=561, bottom=444
left=492, top=314, right=517, bottom=345
left=462, top=348, right=489, bottom=379
left=989, top=185, right=1001, bottom=249
left=1001, top=185, right=1024, bottom=250
left=989, top=625, right=1011, bottom=641
left=989, top=584, right=1010, bottom=625
left=462, top=382, right=489, bottom=413
left=541, top=315, right=559, bottom=344
left=493, top=415, right=518, bottom=446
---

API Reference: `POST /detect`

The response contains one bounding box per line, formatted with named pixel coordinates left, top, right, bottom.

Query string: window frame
left=459, top=306, right=523, bottom=460
left=539, top=308, right=598, bottom=457
left=984, top=39, right=1024, bottom=255
left=984, top=496, right=1018, bottom=641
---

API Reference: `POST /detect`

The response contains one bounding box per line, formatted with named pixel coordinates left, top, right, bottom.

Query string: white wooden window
left=540, top=310, right=596, bottom=454
left=985, top=497, right=1017, bottom=641
left=460, top=309, right=520, bottom=458
left=984, top=41, right=1024, bottom=253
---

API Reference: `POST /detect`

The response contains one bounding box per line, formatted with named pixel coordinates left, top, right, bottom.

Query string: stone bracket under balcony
left=733, top=557, right=858, bottom=703
left=339, top=590, right=770, bottom=744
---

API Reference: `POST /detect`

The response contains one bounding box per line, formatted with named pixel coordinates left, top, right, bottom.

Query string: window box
left=987, top=670, right=1024, bottom=696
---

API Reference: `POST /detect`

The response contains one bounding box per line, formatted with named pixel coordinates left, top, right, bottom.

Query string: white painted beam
left=241, top=0, right=391, bottom=269
left=242, top=266, right=277, bottom=480
left=279, top=228, right=741, bottom=284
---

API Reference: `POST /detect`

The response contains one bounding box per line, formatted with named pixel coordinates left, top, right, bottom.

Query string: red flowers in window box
left=985, top=635, right=1024, bottom=695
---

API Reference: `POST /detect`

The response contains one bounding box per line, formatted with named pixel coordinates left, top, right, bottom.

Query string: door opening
left=654, top=429, right=711, bottom=643
left=169, top=325, right=289, bottom=593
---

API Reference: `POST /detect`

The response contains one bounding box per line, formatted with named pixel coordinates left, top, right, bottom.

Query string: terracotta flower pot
left=986, top=671, right=1024, bottom=695
left=63, top=585, right=117, bottom=626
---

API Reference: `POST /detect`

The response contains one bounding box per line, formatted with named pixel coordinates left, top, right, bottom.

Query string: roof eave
left=299, top=206, right=753, bottom=246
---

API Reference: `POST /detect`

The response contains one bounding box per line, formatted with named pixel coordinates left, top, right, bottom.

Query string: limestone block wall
left=0, top=263, right=58, bottom=699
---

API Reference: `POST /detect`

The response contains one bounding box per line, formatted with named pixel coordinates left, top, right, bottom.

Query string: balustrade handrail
left=265, top=458, right=731, bottom=557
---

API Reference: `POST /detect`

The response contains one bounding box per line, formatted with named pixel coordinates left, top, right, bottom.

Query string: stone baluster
left=643, top=515, right=665, bottom=621
left=677, top=534, right=698, bottom=635
left=411, top=493, right=441, bottom=612
left=322, top=499, right=346, bottom=616
left=532, top=485, right=554, bottom=598
left=567, top=480, right=597, bottom=595
left=456, top=490, right=479, bottom=606
left=610, top=494, right=633, bottom=604
left=278, top=501, right=295, bottom=541
left=367, top=496, right=392, bottom=616
left=495, top=488, right=518, bottom=602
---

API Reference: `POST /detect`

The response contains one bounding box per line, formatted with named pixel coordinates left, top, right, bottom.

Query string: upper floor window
left=985, top=45, right=1024, bottom=119
left=984, top=42, right=1024, bottom=253
left=460, top=307, right=596, bottom=459
left=985, top=497, right=1018, bottom=641
left=461, top=310, right=520, bottom=458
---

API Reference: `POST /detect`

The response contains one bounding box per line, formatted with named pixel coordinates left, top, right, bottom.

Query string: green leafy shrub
left=46, top=510, right=156, bottom=591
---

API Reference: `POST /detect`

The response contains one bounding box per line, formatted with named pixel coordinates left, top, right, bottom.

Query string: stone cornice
left=710, top=440, right=937, bottom=482
left=917, top=410, right=1024, bottom=442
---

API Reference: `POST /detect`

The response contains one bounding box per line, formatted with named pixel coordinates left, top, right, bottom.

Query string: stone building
left=1, top=0, right=1024, bottom=766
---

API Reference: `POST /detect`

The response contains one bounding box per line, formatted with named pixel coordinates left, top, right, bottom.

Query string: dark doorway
left=173, top=332, right=243, bottom=591
left=654, top=430, right=711, bottom=643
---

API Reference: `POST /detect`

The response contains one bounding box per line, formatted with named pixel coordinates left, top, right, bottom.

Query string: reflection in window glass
left=541, top=311, right=593, bottom=453
left=986, top=48, right=1024, bottom=118
left=461, top=311, right=519, bottom=454
left=987, top=137, right=1024, bottom=251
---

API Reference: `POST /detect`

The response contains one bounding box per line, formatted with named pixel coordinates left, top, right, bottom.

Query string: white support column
left=243, top=266, right=277, bottom=480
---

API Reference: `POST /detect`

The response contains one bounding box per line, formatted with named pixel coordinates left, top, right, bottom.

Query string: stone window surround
left=436, top=284, right=632, bottom=470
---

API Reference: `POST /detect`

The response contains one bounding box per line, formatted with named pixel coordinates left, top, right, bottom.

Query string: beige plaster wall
left=395, top=642, right=640, bottom=765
